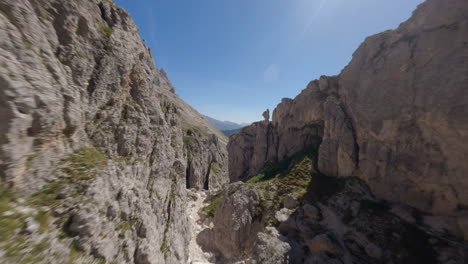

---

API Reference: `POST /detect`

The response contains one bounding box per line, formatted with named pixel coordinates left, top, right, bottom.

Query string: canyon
left=0, top=0, right=467, bottom=263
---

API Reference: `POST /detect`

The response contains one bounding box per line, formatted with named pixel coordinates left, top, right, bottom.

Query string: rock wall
left=228, top=0, right=468, bottom=239
left=0, top=0, right=228, bottom=263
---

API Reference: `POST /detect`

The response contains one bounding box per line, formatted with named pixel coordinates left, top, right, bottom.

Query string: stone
left=275, top=208, right=292, bottom=223
left=211, top=183, right=264, bottom=261
left=24, top=217, right=39, bottom=234
left=3, top=211, right=14, bottom=217
left=228, top=0, right=468, bottom=240
left=283, top=194, right=298, bottom=209
left=252, top=227, right=290, bottom=264
left=302, top=204, right=320, bottom=221
left=262, top=109, right=270, bottom=122
left=306, top=233, right=342, bottom=256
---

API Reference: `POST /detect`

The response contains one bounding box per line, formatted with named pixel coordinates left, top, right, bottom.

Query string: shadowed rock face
left=0, top=0, right=228, bottom=263
left=229, top=0, right=468, bottom=239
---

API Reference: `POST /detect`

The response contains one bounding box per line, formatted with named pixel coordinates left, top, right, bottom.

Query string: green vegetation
left=116, top=219, right=137, bottom=238
left=35, top=210, right=50, bottom=233
left=182, top=121, right=208, bottom=138
left=246, top=141, right=321, bottom=185
left=183, top=135, right=195, bottom=145
left=160, top=100, right=176, bottom=114
left=125, top=98, right=142, bottom=112
left=253, top=199, right=267, bottom=221
left=204, top=196, right=221, bottom=217
left=0, top=187, right=51, bottom=263
left=243, top=142, right=322, bottom=224
left=98, top=24, right=113, bottom=38
left=116, top=219, right=137, bottom=232
left=29, top=180, right=69, bottom=208
left=160, top=219, right=171, bottom=260
left=0, top=186, right=23, bottom=242
left=210, top=162, right=220, bottom=174
left=68, top=240, right=84, bottom=261
left=75, top=50, right=91, bottom=60
left=0, top=147, right=109, bottom=263
left=170, top=139, right=178, bottom=149
left=59, top=147, right=108, bottom=180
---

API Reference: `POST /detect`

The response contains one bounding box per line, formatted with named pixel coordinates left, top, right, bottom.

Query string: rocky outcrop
left=277, top=176, right=468, bottom=264
left=195, top=183, right=291, bottom=264
left=228, top=0, right=468, bottom=239
left=198, top=150, right=468, bottom=263
left=0, top=0, right=228, bottom=263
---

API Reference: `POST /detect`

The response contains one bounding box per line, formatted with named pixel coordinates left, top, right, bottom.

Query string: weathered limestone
left=0, top=0, right=228, bottom=263
left=228, top=0, right=468, bottom=239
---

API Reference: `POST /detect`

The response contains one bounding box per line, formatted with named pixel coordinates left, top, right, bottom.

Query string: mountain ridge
left=203, top=115, right=247, bottom=131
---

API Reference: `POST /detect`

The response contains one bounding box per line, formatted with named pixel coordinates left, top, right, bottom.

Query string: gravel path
left=187, top=190, right=216, bottom=264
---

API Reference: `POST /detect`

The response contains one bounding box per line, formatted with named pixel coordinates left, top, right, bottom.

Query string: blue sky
left=114, top=0, right=424, bottom=123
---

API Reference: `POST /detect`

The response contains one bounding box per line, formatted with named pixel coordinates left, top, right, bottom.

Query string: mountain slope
left=0, top=0, right=228, bottom=263
left=222, top=128, right=242, bottom=136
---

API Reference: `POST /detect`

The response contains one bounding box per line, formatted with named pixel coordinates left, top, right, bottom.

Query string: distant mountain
left=204, top=115, right=245, bottom=131
left=222, top=128, right=242, bottom=136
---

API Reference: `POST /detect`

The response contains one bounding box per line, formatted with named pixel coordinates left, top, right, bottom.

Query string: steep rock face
left=228, top=0, right=468, bottom=239
left=0, top=0, right=228, bottom=263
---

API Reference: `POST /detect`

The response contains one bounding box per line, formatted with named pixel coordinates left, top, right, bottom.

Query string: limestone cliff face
left=229, top=0, right=468, bottom=239
left=0, top=0, right=227, bottom=263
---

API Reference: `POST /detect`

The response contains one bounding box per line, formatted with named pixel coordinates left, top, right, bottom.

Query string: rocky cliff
left=0, top=0, right=228, bottom=263
left=229, top=0, right=468, bottom=241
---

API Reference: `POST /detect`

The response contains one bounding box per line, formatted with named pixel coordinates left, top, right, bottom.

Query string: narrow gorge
left=0, top=0, right=467, bottom=263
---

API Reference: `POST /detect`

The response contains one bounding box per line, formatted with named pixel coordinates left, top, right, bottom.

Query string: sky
left=114, top=0, right=425, bottom=123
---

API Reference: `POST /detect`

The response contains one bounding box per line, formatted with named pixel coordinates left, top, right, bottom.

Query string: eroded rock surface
left=0, top=0, right=228, bottom=263
left=228, top=0, right=468, bottom=239
left=197, top=157, right=468, bottom=264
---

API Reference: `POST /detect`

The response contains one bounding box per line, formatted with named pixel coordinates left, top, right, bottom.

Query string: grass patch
left=183, top=135, right=195, bottom=145
left=246, top=141, right=321, bottom=185
left=68, top=240, right=84, bottom=261
left=160, top=219, right=171, bottom=260
left=35, top=210, right=50, bottom=233
left=0, top=186, right=23, bottom=242
left=170, top=139, right=178, bottom=149
left=242, top=143, right=322, bottom=225
left=204, top=196, right=221, bottom=217
left=116, top=219, right=137, bottom=232
left=29, top=180, right=69, bottom=208
left=160, top=100, right=176, bottom=114
left=210, top=162, right=220, bottom=174
left=98, top=24, right=113, bottom=38
left=3, top=236, right=29, bottom=260
left=75, top=50, right=91, bottom=60
left=59, top=147, right=108, bottom=180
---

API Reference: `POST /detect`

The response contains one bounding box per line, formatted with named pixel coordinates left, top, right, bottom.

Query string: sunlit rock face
left=0, top=0, right=228, bottom=263
left=229, top=0, right=468, bottom=240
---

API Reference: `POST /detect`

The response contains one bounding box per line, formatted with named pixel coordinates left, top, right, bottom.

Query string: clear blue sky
left=114, top=0, right=424, bottom=123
